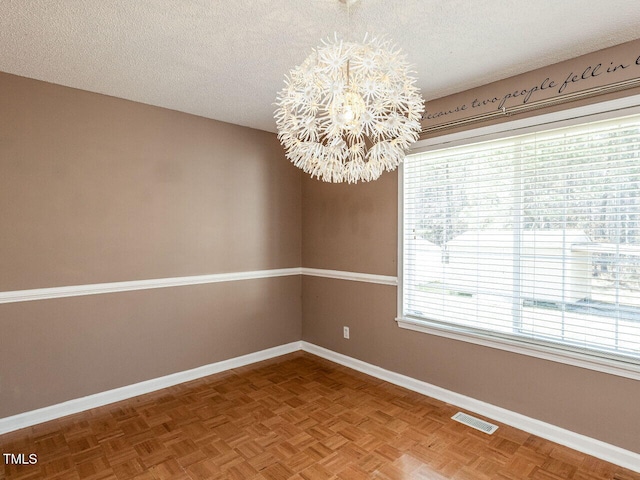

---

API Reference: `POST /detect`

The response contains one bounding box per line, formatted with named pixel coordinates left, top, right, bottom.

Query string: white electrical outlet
left=343, top=326, right=350, bottom=339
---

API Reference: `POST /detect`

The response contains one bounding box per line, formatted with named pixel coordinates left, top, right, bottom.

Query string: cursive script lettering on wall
left=421, top=39, right=640, bottom=130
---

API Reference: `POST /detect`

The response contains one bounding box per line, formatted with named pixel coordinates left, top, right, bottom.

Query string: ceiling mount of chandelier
left=274, top=4, right=425, bottom=184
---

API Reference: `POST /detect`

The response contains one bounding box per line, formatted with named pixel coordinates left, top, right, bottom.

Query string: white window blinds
left=402, top=114, right=640, bottom=365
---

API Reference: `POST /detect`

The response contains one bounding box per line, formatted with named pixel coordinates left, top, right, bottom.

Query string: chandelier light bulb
left=274, top=33, right=425, bottom=183
left=330, top=91, right=365, bottom=127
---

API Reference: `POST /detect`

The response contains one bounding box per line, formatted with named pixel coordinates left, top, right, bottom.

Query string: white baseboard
left=0, top=341, right=302, bottom=435
left=300, top=342, right=640, bottom=474
left=1, top=340, right=637, bottom=474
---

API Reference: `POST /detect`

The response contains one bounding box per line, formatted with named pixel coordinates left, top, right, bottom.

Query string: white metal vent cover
left=451, top=412, right=499, bottom=434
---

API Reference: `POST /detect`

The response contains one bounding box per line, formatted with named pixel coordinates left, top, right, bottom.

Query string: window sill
left=395, top=316, right=640, bottom=381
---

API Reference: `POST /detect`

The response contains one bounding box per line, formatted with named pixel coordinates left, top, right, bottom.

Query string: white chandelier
left=274, top=30, right=425, bottom=183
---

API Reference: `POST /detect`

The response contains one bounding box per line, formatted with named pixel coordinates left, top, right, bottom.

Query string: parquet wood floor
left=1, top=352, right=638, bottom=480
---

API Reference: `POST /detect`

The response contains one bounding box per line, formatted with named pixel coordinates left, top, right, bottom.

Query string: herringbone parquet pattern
left=0, top=352, right=637, bottom=479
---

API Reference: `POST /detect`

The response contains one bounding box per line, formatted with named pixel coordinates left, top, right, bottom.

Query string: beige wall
left=2, top=40, right=640, bottom=455
left=0, top=72, right=302, bottom=417
left=302, top=172, right=397, bottom=276
left=301, top=164, right=640, bottom=454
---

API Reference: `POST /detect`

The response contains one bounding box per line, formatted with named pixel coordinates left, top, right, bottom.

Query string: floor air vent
left=451, top=412, right=499, bottom=434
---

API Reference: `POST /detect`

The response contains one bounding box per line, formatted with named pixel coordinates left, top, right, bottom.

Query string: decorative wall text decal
left=422, top=40, right=640, bottom=129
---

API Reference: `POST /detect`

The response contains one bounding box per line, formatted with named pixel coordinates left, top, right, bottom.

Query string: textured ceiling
left=1, top=0, right=640, bottom=133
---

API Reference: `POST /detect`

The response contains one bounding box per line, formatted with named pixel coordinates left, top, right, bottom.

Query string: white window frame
left=397, top=94, right=640, bottom=381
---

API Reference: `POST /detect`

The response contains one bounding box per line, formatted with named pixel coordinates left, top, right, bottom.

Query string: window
left=399, top=110, right=640, bottom=376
